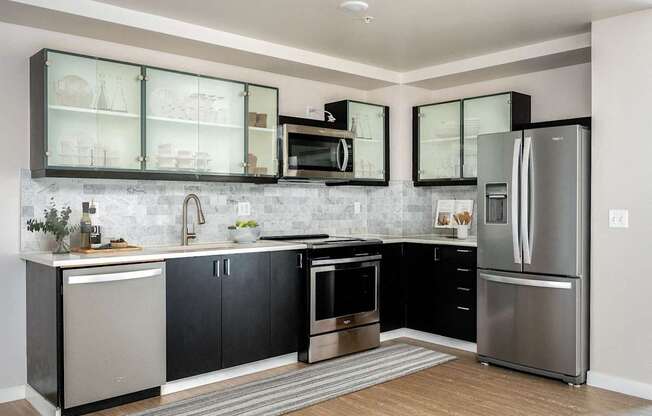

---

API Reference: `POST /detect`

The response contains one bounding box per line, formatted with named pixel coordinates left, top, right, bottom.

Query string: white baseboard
left=381, top=328, right=477, bottom=353
left=161, top=353, right=297, bottom=395
left=25, top=385, right=60, bottom=416
left=0, top=384, right=25, bottom=404
left=588, top=371, right=652, bottom=401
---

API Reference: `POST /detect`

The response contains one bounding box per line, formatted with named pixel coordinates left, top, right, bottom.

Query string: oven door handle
left=311, top=255, right=382, bottom=266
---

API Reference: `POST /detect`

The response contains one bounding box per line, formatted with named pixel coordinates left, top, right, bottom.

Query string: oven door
left=283, top=124, right=354, bottom=179
left=310, top=256, right=380, bottom=335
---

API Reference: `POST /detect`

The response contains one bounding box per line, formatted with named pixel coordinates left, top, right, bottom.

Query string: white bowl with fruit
left=228, top=220, right=261, bottom=243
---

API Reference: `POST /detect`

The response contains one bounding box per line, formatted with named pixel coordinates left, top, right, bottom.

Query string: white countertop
left=352, top=234, right=477, bottom=247
left=20, top=234, right=475, bottom=268
left=20, top=240, right=308, bottom=268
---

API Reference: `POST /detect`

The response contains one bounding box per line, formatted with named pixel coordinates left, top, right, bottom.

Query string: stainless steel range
left=261, top=234, right=382, bottom=363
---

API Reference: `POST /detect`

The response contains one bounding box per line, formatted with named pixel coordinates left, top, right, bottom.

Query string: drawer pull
left=457, top=306, right=471, bottom=311
left=457, top=287, right=471, bottom=292
left=457, top=268, right=472, bottom=272
left=457, top=249, right=473, bottom=253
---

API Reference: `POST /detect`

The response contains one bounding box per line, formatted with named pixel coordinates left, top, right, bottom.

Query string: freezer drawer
left=63, top=262, right=166, bottom=409
left=477, top=270, right=582, bottom=378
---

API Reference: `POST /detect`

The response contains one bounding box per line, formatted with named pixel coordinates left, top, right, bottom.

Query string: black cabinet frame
left=412, top=91, right=530, bottom=186
left=29, top=48, right=279, bottom=184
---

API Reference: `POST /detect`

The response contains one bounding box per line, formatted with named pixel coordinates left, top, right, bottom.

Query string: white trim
left=588, top=371, right=652, bottom=401
left=0, top=384, right=25, bottom=404
left=161, top=353, right=297, bottom=395
left=381, top=328, right=477, bottom=353
left=25, top=385, right=60, bottom=416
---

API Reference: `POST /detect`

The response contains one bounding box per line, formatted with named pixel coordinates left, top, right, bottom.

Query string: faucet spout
left=182, top=194, right=206, bottom=245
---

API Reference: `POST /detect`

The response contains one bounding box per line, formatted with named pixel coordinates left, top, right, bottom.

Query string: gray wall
left=590, top=9, right=652, bottom=393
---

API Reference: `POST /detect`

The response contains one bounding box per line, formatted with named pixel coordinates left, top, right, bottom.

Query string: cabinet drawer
left=450, top=304, right=476, bottom=342
left=441, top=246, right=476, bottom=267
left=452, top=266, right=476, bottom=287
left=452, top=285, right=475, bottom=307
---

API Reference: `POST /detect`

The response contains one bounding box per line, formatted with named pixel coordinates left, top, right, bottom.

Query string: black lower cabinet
left=380, top=244, right=404, bottom=332
left=221, top=252, right=272, bottom=368
left=166, top=256, right=222, bottom=382
left=404, top=244, right=439, bottom=332
left=270, top=250, right=305, bottom=356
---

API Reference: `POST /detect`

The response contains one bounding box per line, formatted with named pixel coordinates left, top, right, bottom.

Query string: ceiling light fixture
left=339, top=1, right=369, bottom=13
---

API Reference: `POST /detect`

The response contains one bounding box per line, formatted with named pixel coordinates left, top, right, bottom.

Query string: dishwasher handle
left=67, top=268, right=162, bottom=285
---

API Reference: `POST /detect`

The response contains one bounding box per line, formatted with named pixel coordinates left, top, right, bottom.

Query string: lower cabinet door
left=380, top=244, right=405, bottom=332
left=270, top=250, right=304, bottom=356
left=166, top=256, right=221, bottom=381
left=221, top=252, right=271, bottom=368
left=405, top=244, right=438, bottom=332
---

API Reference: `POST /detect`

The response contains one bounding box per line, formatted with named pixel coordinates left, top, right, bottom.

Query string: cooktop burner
left=261, top=234, right=381, bottom=248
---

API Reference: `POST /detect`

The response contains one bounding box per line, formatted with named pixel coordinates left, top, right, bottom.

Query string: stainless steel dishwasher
left=62, top=262, right=166, bottom=409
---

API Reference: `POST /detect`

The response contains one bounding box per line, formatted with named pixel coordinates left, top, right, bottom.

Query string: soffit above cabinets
left=0, top=0, right=644, bottom=89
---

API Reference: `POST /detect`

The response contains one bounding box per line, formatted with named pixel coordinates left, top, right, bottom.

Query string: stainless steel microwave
left=282, top=124, right=354, bottom=179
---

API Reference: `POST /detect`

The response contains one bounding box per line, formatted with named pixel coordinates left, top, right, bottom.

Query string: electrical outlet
left=609, top=209, right=629, bottom=228
left=237, top=202, right=251, bottom=216
left=354, top=202, right=361, bottom=215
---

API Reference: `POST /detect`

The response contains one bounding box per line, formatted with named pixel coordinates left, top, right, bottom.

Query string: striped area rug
left=130, top=343, right=455, bottom=416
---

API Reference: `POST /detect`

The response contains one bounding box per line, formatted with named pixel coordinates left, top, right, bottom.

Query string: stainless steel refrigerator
left=476, top=125, right=590, bottom=385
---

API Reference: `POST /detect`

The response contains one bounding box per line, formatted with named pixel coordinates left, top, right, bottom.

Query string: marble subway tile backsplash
left=20, top=169, right=477, bottom=251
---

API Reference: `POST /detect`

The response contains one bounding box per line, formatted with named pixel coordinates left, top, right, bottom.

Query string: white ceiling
left=94, top=0, right=650, bottom=71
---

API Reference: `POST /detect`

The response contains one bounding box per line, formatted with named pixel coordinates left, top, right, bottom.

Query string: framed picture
left=434, top=200, right=474, bottom=228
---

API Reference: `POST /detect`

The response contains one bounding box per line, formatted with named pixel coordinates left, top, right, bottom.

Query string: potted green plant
left=26, top=198, right=77, bottom=254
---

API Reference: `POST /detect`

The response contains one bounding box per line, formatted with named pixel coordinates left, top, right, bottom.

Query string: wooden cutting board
left=72, top=245, right=142, bottom=254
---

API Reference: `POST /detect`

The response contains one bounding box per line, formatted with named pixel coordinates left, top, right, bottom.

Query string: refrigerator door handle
left=521, top=136, right=532, bottom=264
left=511, top=138, right=522, bottom=264
left=478, top=273, right=572, bottom=290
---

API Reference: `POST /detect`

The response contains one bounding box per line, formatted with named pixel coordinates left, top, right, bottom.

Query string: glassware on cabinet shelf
left=246, top=85, right=278, bottom=176
left=110, top=76, right=129, bottom=113
left=348, top=102, right=385, bottom=180
left=418, top=100, right=461, bottom=180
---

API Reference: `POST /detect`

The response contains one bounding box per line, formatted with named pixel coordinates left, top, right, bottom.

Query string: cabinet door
left=270, top=251, right=304, bottom=356
left=380, top=244, right=404, bottom=332
left=221, top=252, right=271, bottom=368
left=462, top=93, right=511, bottom=178
left=349, top=101, right=386, bottom=180
left=46, top=51, right=142, bottom=170
left=198, top=77, right=246, bottom=175
left=405, top=244, right=439, bottom=332
left=166, top=256, right=221, bottom=381
left=246, top=85, right=278, bottom=177
left=145, top=68, right=199, bottom=172
left=418, top=101, right=462, bottom=180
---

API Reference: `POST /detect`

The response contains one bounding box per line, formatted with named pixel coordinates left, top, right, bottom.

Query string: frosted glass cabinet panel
left=349, top=102, right=385, bottom=180
left=145, top=68, right=246, bottom=174
left=462, top=93, right=512, bottom=178
left=46, top=51, right=142, bottom=170
left=417, top=101, right=461, bottom=180
left=247, top=85, right=278, bottom=176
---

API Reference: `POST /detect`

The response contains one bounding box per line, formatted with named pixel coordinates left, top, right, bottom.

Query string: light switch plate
left=609, top=209, right=629, bottom=228
left=237, top=201, right=251, bottom=216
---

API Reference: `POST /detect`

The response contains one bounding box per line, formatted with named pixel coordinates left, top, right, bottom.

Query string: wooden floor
left=3, top=338, right=651, bottom=416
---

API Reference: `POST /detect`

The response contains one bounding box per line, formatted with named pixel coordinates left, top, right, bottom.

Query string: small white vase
left=457, top=224, right=469, bottom=240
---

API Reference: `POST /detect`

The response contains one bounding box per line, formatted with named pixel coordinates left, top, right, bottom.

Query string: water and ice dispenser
left=485, top=183, right=508, bottom=224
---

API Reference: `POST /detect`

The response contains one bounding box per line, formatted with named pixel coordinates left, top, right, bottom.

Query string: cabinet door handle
left=457, top=268, right=471, bottom=272
left=213, top=260, right=220, bottom=277
left=456, top=287, right=471, bottom=292
left=457, top=249, right=473, bottom=253
left=297, top=253, right=303, bottom=269
left=433, top=247, right=440, bottom=262
left=457, top=306, right=471, bottom=311
left=223, top=258, right=231, bottom=276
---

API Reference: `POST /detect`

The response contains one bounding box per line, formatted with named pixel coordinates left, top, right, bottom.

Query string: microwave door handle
left=512, top=138, right=522, bottom=264
left=341, top=139, right=349, bottom=172
left=336, top=139, right=343, bottom=171
left=521, top=136, right=532, bottom=264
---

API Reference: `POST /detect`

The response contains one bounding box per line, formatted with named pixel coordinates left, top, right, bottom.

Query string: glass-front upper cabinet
left=145, top=68, right=246, bottom=175
left=415, top=100, right=461, bottom=181
left=325, top=100, right=389, bottom=183
left=413, top=92, right=530, bottom=186
left=44, top=51, right=142, bottom=170
left=247, top=85, right=278, bottom=177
